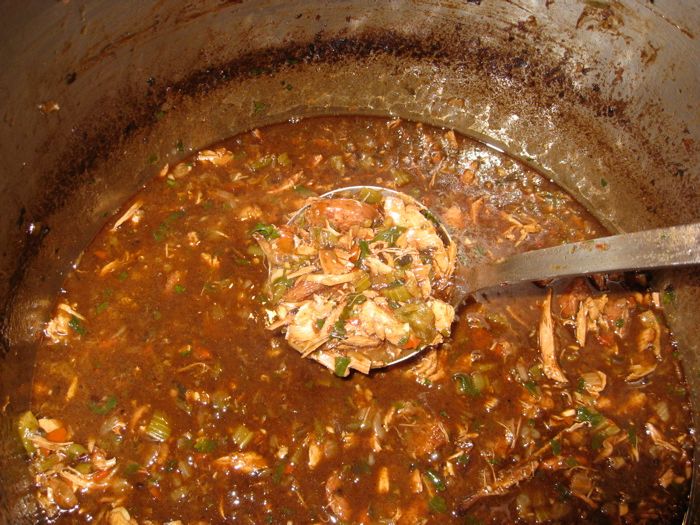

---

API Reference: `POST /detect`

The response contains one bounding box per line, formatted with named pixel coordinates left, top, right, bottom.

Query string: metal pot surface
left=1, top=1, right=698, bottom=522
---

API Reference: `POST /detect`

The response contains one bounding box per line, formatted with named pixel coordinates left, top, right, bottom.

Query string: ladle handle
left=457, top=222, right=700, bottom=298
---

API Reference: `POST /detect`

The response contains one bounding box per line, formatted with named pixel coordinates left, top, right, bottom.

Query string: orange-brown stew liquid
left=30, top=117, right=693, bottom=524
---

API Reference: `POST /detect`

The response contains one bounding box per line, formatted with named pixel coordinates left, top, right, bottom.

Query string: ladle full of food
left=254, top=186, right=700, bottom=377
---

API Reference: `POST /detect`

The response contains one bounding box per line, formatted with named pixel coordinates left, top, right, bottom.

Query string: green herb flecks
left=251, top=223, right=281, bottom=240
left=334, top=356, right=351, bottom=377
left=89, top=395, right=117, bottom=415
left=68, top=315, right=86, bottom=336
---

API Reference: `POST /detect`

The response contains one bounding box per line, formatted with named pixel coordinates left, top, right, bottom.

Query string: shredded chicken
left=539, top=289, right=568, bottom=383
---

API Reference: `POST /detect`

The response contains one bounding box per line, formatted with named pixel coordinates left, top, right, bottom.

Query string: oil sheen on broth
left=23, top=117, right=693, bottom=524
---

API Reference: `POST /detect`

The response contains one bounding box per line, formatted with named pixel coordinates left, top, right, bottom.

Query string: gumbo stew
left=22, top=117, right=693, bottom=524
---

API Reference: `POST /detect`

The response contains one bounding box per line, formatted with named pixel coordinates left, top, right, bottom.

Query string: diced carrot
left=148, top=485, right=162, bottom=499
left=275, top=236, right=294, bottom=254
left=92, top=469, right=111, bottom=482
left=194, top=347, right=213, bottom=360
left=46, top=427, right=68, bottom=443
left=93, top=250, right=109, bottom=260
left=401, top=335, right=421, bottom=350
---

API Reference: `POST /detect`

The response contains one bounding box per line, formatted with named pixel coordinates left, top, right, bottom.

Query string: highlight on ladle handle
left=456, top=222, right=700, bottom=300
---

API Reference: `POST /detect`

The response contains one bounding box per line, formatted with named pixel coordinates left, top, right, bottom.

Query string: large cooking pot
left=1, top=1, right=698, bottom=522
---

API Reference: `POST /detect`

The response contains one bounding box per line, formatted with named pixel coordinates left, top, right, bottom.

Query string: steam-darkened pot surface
left=1, top=1, right=698, bottom=522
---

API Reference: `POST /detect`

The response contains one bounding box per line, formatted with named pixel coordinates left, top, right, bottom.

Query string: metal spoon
left=288, top=186, right=700, bottom=368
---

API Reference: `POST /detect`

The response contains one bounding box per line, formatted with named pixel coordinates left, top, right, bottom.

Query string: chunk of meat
left=637, top=311, right=662, bottom=358
left=326, top=471, right=352, bottom=521
left=397, top=404, right=449, bottom=458
left=459, top=459, right=539, bottom=511
left=213, top=452, right=268, bottom=474
left=557, top=277, right=589, bottom=318
left=306, top=199, right=379, bottom=230
left=318, top=248, right=354, bottom=275
left=430, top=299, right=455, bottom=334
left=107, top=507, right=138, bottom=525
left=283, top=279, right=325, bottom=302
left=358, top=300, right=410, bottom=346
left=539, top=289, right=568, bottom=383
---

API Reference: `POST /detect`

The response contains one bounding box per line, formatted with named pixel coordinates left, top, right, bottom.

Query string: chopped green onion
left=249, top=154, right=274, bottom=171
left=193, top=437, right=217, bottom=453
left=453, top=373, right=480, bottom=397
left=528, top=364, right=544, bottom=381
left=330, top=320, right=346, bottom=339
left=145, top=411, right=171, bottom=442
left=315, top=318, right=326, bottom=329
left=231, top=424, right=254, bottom=450
left=173, top=284, right=186, bottom=294
left=95, top=301, right=109, bottom=314
left=89, top=395, right=117, bottom=415
left=372, top=226, right=406, bottom=245
left=576, top=407, right=604, bottom=427
left=424, top=468, right=446, bottom=491
left=270, top=276, right=294, bottom=302
left=17, top=411, right=39, bottom=454
left=523, top=380, right=540, bottom=398
left=68, top=315, right=86, bottom=336
left=334, top=356, right=351, bottom=377
left=251, top=223, right=280, bottom=239
left=428, top=495, right=448, bottom=513
left=550, top=438, right=561, bottom=456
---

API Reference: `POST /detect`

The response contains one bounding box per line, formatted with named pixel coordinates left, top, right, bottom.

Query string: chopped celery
left=392, top=168, right=412, bottom=187
left=231, top=424, right=254, bottom=450
left=145, top=411, right=171, bottom=442
left=357, top=187, right=382, bottom=204
left=277, top=152, right=291, bottom=167
left=395, top=303, right=436, bottom=342
left=381, top=283, right=412, bottom=302
left=354, top=272, right=371, bottom=292
left=17, top=411, right=39, bottom=454
left=193, top=437, right=217, bottom=453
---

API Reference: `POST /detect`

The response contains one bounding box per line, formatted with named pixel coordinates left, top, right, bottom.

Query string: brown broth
left=28, top=117, right=693, bottom=524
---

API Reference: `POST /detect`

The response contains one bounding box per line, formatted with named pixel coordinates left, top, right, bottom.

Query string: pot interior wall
left=1, top=1, right=698, bottom=522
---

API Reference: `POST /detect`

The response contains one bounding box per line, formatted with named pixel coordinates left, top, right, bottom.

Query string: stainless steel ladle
left=289, top=186, right=700, bottom=368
